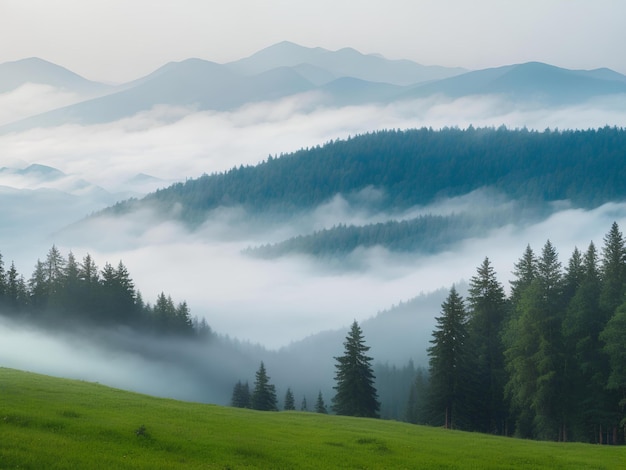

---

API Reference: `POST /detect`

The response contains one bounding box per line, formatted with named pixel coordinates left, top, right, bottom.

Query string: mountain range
left=2, top=41, right=626, bottom=133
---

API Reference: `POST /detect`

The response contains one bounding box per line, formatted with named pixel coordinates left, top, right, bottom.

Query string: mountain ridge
left=0, top=57, right=111, bottom=94
left=1, top=43, right=625, bottom=133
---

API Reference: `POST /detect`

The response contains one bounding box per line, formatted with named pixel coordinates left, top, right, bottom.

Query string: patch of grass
left=0, top=367, right=624, bottom=469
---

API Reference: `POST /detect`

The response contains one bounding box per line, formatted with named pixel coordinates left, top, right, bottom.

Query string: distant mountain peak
left=226, top=41, right=466, bottom=86
left=0, top=56, right=108, bottom=94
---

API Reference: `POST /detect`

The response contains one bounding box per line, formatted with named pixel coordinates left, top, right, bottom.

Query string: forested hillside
left=108, top=126, right=626, bottom=219
left=97, top=126, right=626, bottom=258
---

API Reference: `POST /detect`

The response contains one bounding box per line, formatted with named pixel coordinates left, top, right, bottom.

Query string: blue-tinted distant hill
left=225, top=40, right=466, bottom=86
left=404, top=62, right=626, bottom=103
left=0, top=57, right=110, bottom=94
left=0, top=59, right=316, bottom=129
left=3, top=44, right=626, bottom=133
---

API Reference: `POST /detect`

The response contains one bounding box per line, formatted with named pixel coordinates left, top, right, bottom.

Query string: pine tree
left=467, top=257, right=508, bottom=434
left=600, top=221, right=626, bottom=317
left=231, top=381, right=250, bottom=408
left=251, top=362, right=278, bottom=411
left=300, top=396, right=308, bottom=411
left=332, top=320, right=380, bottom=418
left=505, top=240, right=565, bottom=440
left=405, top=368, right=429, bottom=424
left=44, top=245, right=66, bottom=301
left=510, top=244, right=538, bottom=305
left=600, top=303, right=626, bottom=441
left=6, top=262, right=23, bottom=311
left=427, top=286, right=471, bottom=429
left=315, top=391, right=328, bottom=414
left=283, top=388, right=295, bottom=411
left=562, top=242, right=606, bottom=442
left=100, top=261, right=137, bottom=324
left=29, top=259, right=48, bottom=311
left=0, top=252, right=6, bottom=301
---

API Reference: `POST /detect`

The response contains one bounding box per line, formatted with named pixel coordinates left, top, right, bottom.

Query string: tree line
left=0, top=246, right=211, bottom=338
left=247, top=213, right=506, bottom=258
left=421, top=222, right=626, bottom=444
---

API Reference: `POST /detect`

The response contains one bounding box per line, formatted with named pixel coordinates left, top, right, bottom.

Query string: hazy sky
left=1, top=0, right=625, bottom=83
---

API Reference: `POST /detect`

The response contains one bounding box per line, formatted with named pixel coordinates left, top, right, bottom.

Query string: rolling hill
left=404, top=61, right=626, bottom=103
left=0, top=57, right=110, bottom=94
left=0, top=368, right=622, bottom=469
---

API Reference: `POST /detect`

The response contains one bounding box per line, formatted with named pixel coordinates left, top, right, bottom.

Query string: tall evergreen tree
left=29, top=259, right=48, bottom=312
left=0, top=252, right=6, bottom=301
left=5, top=262, right=23, bottom=311
left=599, top=222, right=626, bottom=317
left=600, top=303, right=626, bottom=443
left=562, top=242, right=607, bottom=442
left=315, top=391, right=328, bottom=414
left=300, top=396, right=308, bottom=411
left=467, top=257, right=508, bottom=434
left=100, top=261, right=137, bottom=324
left=405, top=368, right=429, bottom=425
left=332, top=320, right=380, bottom=418
left=283, top=388, right=295, bottom=411
left=231, top=381, right=251, bottom=408
left=251, top=362, right=278, bottom=411
left=505, top=240, right=565, bottom=440
left=427, top=286, right=471, bottom=429
left=509, top=244, right=538, bottom=306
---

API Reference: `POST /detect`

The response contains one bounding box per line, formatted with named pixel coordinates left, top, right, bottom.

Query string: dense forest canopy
left=104, top=126, right=626, bottom=225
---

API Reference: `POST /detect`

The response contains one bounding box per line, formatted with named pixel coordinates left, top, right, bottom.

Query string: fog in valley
left=2, top=88, right=626, bottom=404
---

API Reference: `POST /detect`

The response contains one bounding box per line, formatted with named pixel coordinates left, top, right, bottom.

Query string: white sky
left=1, top=0, right=625, bottom=83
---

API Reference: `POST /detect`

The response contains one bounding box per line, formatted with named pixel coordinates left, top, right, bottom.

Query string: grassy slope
left=0, top=368, right=623, bottom=469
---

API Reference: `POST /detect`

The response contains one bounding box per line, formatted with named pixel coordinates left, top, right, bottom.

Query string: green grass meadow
left=0, top=367, right=623, bottom=469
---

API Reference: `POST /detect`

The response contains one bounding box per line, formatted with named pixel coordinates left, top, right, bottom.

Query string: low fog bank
left=0, top=315, right=253, bottom=405
left=2, top=91, right=626, bottom=352
left=2, top=93, right=626, bottom=194
left=0, top=84, right=87, bottom=126
left=4, top=200, right=626, bottom=407
left=49, top=191, right=626, bottom=352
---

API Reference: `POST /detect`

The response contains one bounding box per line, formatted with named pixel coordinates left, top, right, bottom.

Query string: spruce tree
left=284, top=388, right=295, bottom=411
left=510, top=244, right=538, bottom=305
left=0, top=252, right=6, bottom=301
left=427, top=286, right=471, bottom=429
left=315, top=391, right=328, bottom=414
left=562, top=242, right=605, bottom=442
left=600, top=303, right=626, bottom=441
left=405, top=368, right=429, bottom=424
left=599, top=221, right=626, bottom=317
left=505, top=240, right=565, bottom=440
left=251, top=362, right=278, bottom=411
left=332, top=320, right=380, bottom=418
left=467, top=257, right=507, bottom=434
left=231, top=381, right=250, bottom=408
